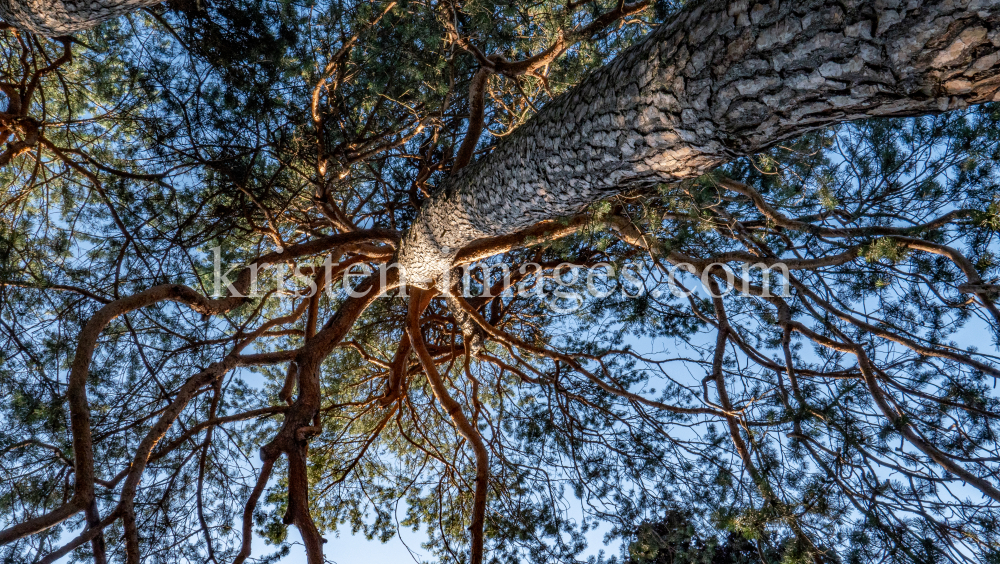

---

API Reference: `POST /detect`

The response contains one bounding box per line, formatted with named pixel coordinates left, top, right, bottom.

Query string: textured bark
left=0, top=0, right=162, bottom=35
left=449, top=1, right=651, bottom=173
left=398, top=0, right=1000, bottom=287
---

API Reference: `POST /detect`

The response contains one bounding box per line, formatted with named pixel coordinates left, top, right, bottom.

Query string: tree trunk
left=397, top=0, right=1000, bottom=287
left=0, top=0, right=162, bottom=35
left=9, top=0, right=1000, bottom=282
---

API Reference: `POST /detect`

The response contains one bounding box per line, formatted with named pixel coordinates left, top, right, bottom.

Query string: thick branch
left=407, top=288, right=489, bottom=564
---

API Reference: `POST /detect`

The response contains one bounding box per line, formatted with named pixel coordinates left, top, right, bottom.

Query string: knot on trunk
left=295, top=425, right=322, bottom=442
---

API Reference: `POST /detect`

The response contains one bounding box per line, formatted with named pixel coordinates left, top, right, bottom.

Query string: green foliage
left=626, top=508, right=815, bottom=564
left=862, top=238, right=911, bottom=264
left=1, top=2, right=1000, bottom=564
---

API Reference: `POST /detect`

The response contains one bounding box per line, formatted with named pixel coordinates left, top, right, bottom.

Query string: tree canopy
left=2, top=1, right=1000, bottom=563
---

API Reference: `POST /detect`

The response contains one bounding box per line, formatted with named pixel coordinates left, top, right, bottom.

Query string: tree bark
left=0, top=0, right=162, bottom=35
left=397, top=0, right=1000, bottom=287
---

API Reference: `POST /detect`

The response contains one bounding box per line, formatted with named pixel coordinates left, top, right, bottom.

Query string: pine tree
left=2, top=1, right=1000, bottom=563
